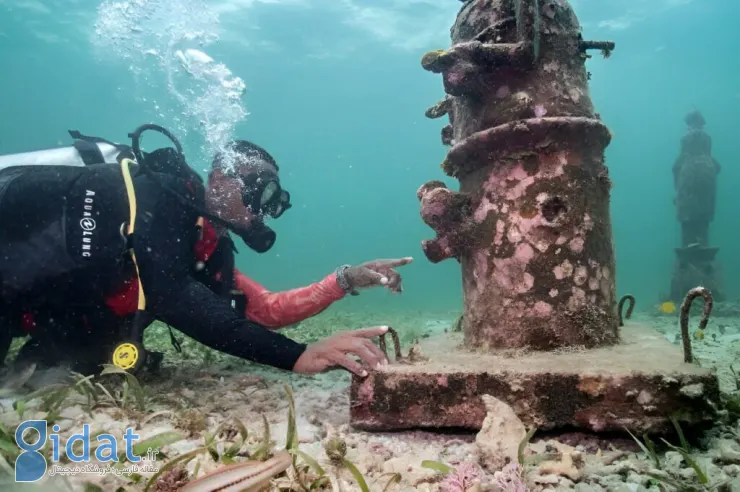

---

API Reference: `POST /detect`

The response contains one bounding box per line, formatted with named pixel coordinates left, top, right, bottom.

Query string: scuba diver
left=0, top=124, right=412, bottom=377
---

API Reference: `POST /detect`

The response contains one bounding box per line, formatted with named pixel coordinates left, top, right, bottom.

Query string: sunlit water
left=1, top=0, right=739, bottom=309
left=93, top=0, right=247, bottom=171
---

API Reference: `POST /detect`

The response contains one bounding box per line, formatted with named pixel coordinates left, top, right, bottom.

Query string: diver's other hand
left=292, top=326, right=389, bottom=376
left=345, top=257, right=413, bottom=294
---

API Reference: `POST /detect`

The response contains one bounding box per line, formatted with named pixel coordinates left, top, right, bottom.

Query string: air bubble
left=93, top=0, right=247, bottom=169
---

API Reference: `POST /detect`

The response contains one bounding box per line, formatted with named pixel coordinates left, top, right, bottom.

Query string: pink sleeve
left=234, top=270, right=346, bottom=329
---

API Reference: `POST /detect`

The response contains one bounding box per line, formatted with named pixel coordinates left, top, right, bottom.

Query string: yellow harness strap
left=120, top=158, right=146, bottom=311
left=119, top=159, right=205, bottom=312
left=113, top=158, right=204, bottom=367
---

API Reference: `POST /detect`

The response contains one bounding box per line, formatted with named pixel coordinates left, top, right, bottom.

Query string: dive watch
left=336, top=264, right=360, bottom=296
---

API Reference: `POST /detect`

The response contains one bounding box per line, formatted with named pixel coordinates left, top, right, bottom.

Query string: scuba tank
left=0, top=131, right=137, bottom=203
left=0, top=133, right=134, bottom=172
left=0, top=124, right=195, bottom=179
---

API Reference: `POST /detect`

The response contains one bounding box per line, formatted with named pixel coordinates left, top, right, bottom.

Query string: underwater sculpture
left=417, top=0, right=619, bottom=351
left=350, top=0, right=719, bottom=435
left=670, top=111, right=724, bottom=302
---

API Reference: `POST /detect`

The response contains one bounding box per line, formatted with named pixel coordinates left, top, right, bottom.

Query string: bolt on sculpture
left=670, top=111, right=723, bottom=303
left=350, top=0, right=719, bottom=435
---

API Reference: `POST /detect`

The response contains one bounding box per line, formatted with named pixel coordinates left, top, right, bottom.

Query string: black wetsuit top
left=0, top=163, right=306, bottom=371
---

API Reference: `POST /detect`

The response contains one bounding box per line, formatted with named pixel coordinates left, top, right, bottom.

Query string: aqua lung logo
left=80, top=218, right=96, bottom=231
left=80, top=190, right=96, bottom=258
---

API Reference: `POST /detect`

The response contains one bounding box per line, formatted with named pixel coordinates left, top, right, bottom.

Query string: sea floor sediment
left=2, top=306, right=740, bottom=491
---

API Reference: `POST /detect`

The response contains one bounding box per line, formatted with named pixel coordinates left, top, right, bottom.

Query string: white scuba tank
left=0, top=141, right=126, bottom=173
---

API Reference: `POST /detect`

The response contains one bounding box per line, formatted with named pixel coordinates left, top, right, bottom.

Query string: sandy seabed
left=3, top=306, right=740, bottom=492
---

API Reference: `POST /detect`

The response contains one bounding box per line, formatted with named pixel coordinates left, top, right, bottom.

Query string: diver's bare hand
left=292, top=326, right=389, bottom=376
left=346, top=257, right=413, bottom=293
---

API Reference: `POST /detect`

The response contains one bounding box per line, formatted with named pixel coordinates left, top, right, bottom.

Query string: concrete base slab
left=350, top=323, right=720, bottom=434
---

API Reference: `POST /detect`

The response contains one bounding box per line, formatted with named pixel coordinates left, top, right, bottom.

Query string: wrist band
left=336, top=264, right=360, bottom=296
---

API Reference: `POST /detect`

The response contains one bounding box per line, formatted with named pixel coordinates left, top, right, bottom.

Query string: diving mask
left=240, top=170, right=292, bottom=218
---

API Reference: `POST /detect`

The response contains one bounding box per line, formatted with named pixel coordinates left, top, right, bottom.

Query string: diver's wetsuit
left=0, top=163, right=307, bottom=371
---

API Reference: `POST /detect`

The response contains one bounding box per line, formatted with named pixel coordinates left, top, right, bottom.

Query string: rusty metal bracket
left=378, top=327, right=403, bottom=362
left=617, top=294, right=635, bottom=327
left=680, top=286, right=713, bottom=363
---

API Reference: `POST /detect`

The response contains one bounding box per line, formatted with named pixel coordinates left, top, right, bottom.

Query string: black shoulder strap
left=233, top=292, right=247, bottom=319
left=143, top=147, right=204, bottom=186
left=220, top=238, right=248, bottom=318
left=68, top=130, right=122, bottom=148
left=72, top=140, right=106, bottom=165
left=219, top=236, right=236, bottom=296
left=68, top=130, right=135, bottom=162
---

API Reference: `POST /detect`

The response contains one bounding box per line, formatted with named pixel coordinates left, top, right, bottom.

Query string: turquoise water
left=0, top=0, right=738, bottom=315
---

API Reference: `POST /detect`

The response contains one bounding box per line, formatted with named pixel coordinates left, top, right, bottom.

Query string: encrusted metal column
left=418, top=0, right=618, bottom=350
left=349, top=0, right=720, bottom=435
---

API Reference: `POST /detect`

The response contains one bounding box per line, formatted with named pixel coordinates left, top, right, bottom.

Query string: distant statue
left=672, top=110, right=721, bottom=247
left=669, top=110, right=723, bottom=302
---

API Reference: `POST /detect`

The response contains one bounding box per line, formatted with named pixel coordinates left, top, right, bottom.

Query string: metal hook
left=378, top=327, right=403, bottom=362
left=617, top=294, right=635, bottom=327
left=680, top=286, right=713, bottom=364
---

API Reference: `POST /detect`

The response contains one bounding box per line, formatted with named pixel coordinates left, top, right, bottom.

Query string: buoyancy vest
left=3, top=125, right=248, bottom=342
left=104, top=218, right=245, bottom=316
left=2, top=126, right=199, bottom=333
left=18, top=218, right=246, bottom=335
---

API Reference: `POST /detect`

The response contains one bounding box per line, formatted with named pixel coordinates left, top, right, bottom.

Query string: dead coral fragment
left=493, top=462, right=527, bottom=492
left=440, top=462, right=482, bottom=492
left=152, top=465, right=189, bottom=492
left=174, top=409, right=208, bottom=438
left=476, top=394, right=527, bottom=471
left=324, top=437, right=348, bottom=465
left=407, top=342, right=430, bottom=363
left=537, top=451, right=582, bottom=481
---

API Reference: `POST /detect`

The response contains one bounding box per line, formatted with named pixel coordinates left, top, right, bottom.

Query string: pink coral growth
left=440, top=462, right=482, bottom=492
left=494, top=463, right=528, bottom=492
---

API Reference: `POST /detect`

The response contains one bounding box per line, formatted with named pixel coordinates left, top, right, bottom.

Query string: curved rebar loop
left=617, top=294, right=635, bottom=327
left=680, top=287, right=714, bottom=363
left=378, top=327, right=403, bottom=362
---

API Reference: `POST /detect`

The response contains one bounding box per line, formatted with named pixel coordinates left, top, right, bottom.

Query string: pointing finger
left=369, top=257, right=414, bottom=269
